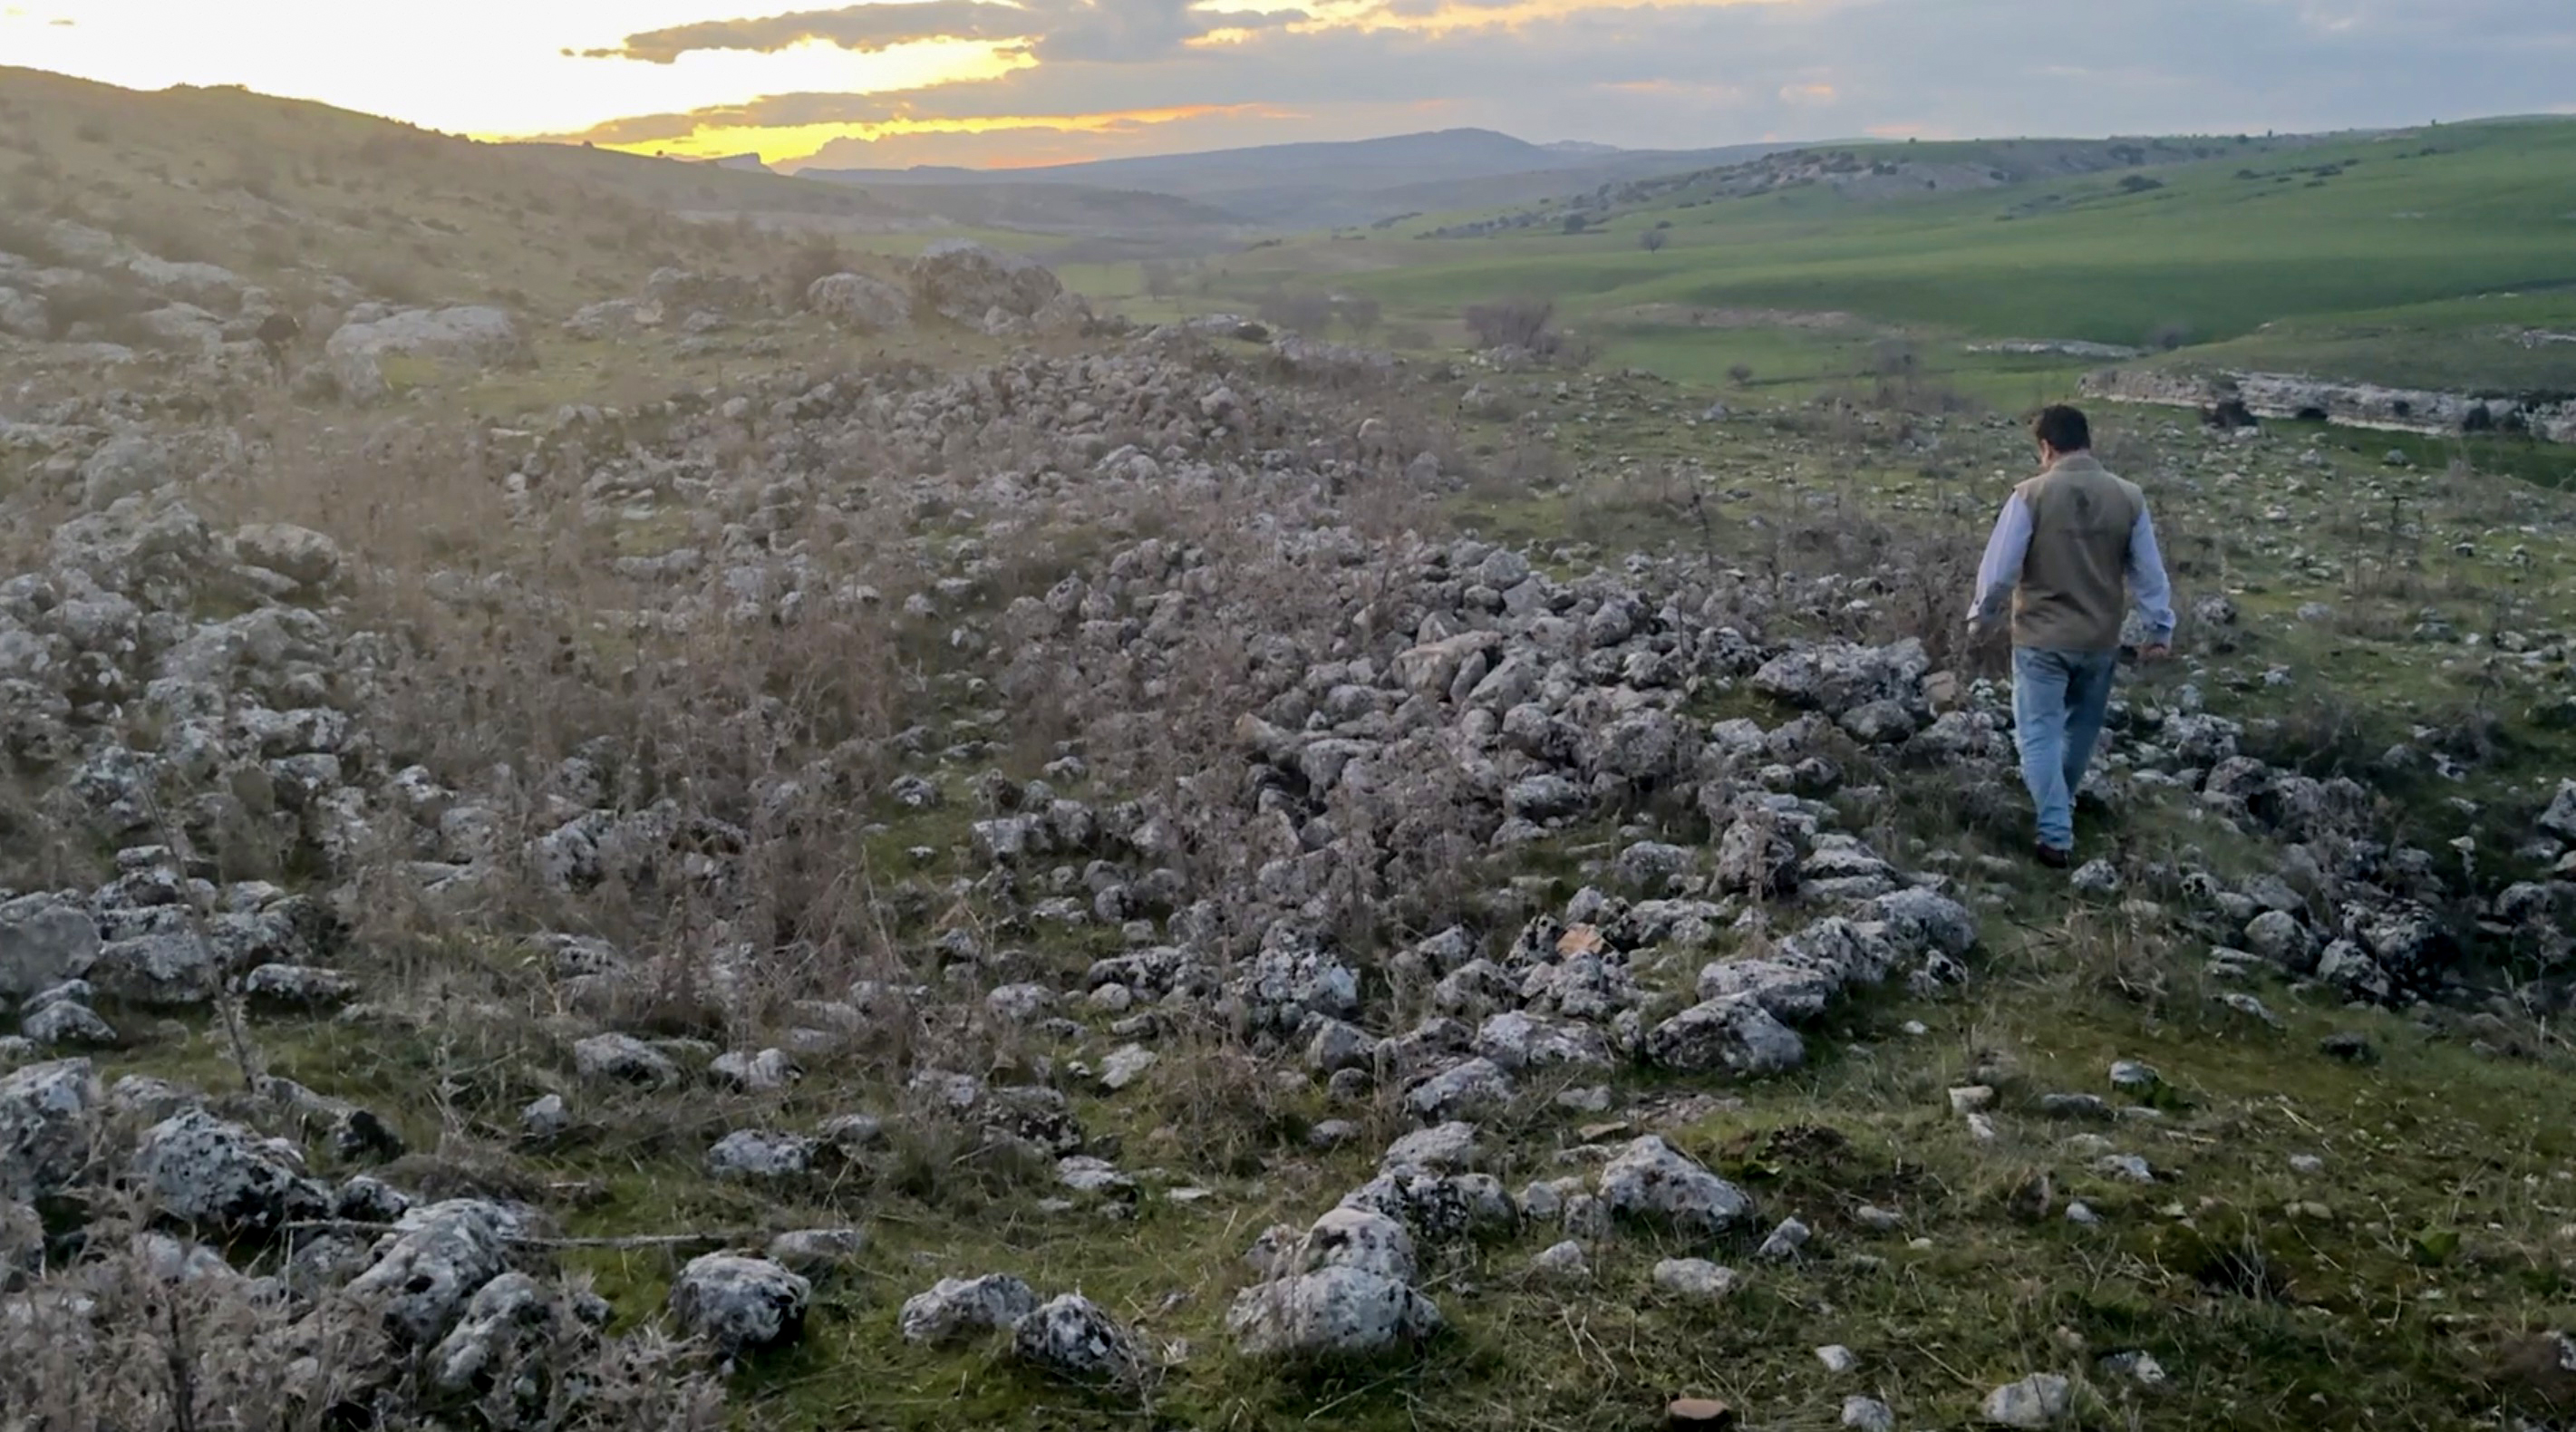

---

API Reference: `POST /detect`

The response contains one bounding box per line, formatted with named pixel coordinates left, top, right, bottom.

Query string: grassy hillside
left=1110, top=120, right=2576, bottom=397
left=0, top=65, right=920, bottom=315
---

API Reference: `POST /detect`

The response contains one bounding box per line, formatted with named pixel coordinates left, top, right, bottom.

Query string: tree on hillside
left=1639, top=228, right=1669, bottom=253
left=1728, top=363, right=1756, bottom=389
left=1339, top=295, right=1382, bottom=336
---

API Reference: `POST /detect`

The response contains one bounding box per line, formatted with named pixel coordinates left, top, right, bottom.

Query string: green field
left=1056, top=118, right=2576, bottom=401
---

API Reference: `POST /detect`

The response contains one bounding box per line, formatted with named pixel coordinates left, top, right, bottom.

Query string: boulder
left=89, top=931, right=218, bottom=1008
left=0, top=1057, right=102, bottom=1202
left=706, top=1130, right=816, bottom=1181
left=1402, top=1057, right=1514, bottom=1122
left=132, top=1108, right=327, bottom=1234
left=806, top=273, right=913, bottom=333
left=1473, top=1011, right=1612, bottom=1071
left=1281, top=1206, right=1419, bottom=1283
left=326, top=307, right=527, bottom=396
left=899, top=1273, right=1040, bottom=1345
left=572, top=1032, right=679, bottom=1086
left=78, top=434, right=173, bottom=510
left=0, top=895, right=100, bottom=1001
left=427, top=1271, right=605, bottom=1414
left=766, top=1227, right=867, bottom=1274
left=346, top=1200, right=519, bottom=1344
left=564, top=297, right=664, bottom=339
left=670, top=1253, right=811, bottom=1359
left=1981, top=1372, right=2072, bottom=1427
left=1010, top=1292, right=1148, bottom=1386
left=1712, top=811, right=1797, bottom=897
left=1227, top=1264, right=1444, bottom=1359
left=232, top=523, right=344, bottom=590
left=1597, top=1135, right=1752, bottom=1235
left=910, top=242, right=1065, bottom=325
left=1643, top=997, right=1806, bottom=1076
left=1651, top=1258, right=1739, bottom=1300
left=23, top=999, right=115, bottom=1048
left=1869, top=887, right=1980, bottom=958
left=2543, top=780, right=2576, bottom=844
left=0, top=285, right=48, bottom=340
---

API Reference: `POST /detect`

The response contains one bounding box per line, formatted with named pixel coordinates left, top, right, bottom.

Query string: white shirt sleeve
left=2126, top=506, right=2176, bottom=643
left=1966, top=493, right=2033, bottom=628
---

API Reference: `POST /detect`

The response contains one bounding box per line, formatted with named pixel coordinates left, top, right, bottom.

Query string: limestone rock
left=0, top=1057, right=102, bottom=1202
left=899, top=1273, right=1039, bottom=1345
left=1598, top=1135, right=1751, bottom=1235
left=133, top=1108, right=327, bottom=1234
left=807, top=272, right=913, bottom=332
left=1643, top=997, right=1806, bottom=1077
left=1981, top=1372, right=2072, bottom=1427
left=1227, top=1259, right=1444, bottom=1359
left=347, top=1200, right=519, bottom=1345
left=1010, top=1292, right=1148, bottom=1386
left=670, top=1253, right=811, bottom=1359
left=0, top=895, right=101, bottom=1000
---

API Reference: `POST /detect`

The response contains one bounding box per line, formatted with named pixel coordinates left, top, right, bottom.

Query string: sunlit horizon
left=6, top=0, right=2571, bottom=170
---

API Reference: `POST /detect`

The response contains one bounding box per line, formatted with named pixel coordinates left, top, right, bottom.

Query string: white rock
left=1981, top=1372, right=2072, bottom=1427
left=1530, top=1239, right=1590, bottom=1279
left=346, top=1200, right=518, bottom=1344
left=1598, top=1135, right=1751, bottom=1235
left=1651, top=1258, right=1739, bottom=1300
left=806, top=272, right=913, bottom=332
left=670, top=1254, right=810, bottom=1359
left=899, top=1273, right=1038, bottom=1345
left=0, top=1058, right=102, bottom=1202
left=133, top=1108, right=324, bottom=1234
left=1381, top=1121, right=1482, bottom=1174
left=1011, top=1292, right=1147, bottom=1385
left=1100, top=1042, right=1159, bottom=1091
left=1843, top=1395, right=1896, bottom=1430
left=1227, top=1264, right=1444, bottom=1359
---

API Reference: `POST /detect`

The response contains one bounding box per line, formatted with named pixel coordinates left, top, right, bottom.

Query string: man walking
left=1967, top=405, right=2174, bottom=867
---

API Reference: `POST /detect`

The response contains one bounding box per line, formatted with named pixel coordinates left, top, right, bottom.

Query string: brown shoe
left=2035, top=844, right=2072, bottom=870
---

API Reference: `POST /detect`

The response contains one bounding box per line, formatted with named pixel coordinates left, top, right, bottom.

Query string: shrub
left=1639, top=228, right=1669, bottom=253
left=1255, top=288, right=1334, bottom=334
left=1728, top=363, right=1756, bottom=388
left=1338, top=294, right=1381, bottom=335
left=1463, top=297, right=1555, bottom=352
left=781, top=232, right=846, bottom=303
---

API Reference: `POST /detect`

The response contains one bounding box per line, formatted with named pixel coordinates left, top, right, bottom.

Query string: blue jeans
left=2011, top=646, right=2119, bottom=851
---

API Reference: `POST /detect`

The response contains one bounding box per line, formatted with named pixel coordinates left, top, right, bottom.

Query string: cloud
left=586, top=2, right=1036, bottom=62
left=546, top=0, right=2576, bottom=164
left=587, top=0, right=1307, bottom=65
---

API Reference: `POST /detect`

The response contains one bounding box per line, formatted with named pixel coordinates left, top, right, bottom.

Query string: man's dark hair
left=2032, top=405, right=2091, bottom=452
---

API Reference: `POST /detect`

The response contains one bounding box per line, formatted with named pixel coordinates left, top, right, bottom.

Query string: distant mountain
left=800, top=128, right=1808, bottom=229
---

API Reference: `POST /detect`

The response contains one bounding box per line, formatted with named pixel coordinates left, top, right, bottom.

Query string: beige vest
left=2011, top=453, right=2144, bottom=652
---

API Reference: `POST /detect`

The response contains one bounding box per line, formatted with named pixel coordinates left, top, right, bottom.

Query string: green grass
left=1103, top=118, right=2576, bottom=404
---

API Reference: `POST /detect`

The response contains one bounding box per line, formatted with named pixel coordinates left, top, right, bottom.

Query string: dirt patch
left=1608, top=303, right=1883, bottom=333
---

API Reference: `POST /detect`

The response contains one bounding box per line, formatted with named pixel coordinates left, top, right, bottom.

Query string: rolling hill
left=1154, top=119, right=2576, bottom=398
left=0, top=64, right=935, bottom=315
left=803, top=129, right=1804, bottom=228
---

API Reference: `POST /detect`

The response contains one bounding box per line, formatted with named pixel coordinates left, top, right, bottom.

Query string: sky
left=4, top=0, right=2571, bottom=169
